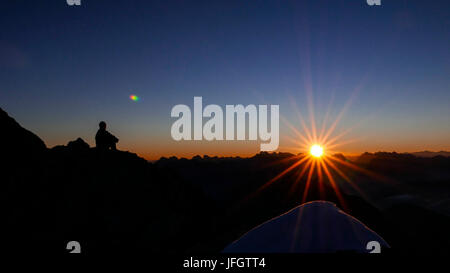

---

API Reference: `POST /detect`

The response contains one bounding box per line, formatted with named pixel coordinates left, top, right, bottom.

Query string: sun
left=256, top=90, right=388, bottom=211
left=310, top=144, right=324, bottom=158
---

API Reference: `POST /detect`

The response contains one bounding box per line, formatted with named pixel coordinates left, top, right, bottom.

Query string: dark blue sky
left=1, top=0, right=449, bottom=159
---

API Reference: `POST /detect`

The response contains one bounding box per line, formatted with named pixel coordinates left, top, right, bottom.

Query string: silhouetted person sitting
left=95, top=121, right=119, bottom=151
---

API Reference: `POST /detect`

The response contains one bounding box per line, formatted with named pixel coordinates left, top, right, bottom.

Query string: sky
left=1, top=0, right=449, bottom=160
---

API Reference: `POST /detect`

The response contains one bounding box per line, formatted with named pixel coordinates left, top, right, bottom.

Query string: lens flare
left=130, top=95, right=140, bottom=101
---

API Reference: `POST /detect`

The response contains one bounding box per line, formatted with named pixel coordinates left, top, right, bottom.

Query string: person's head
left=99, top=121, right=106, bottom=130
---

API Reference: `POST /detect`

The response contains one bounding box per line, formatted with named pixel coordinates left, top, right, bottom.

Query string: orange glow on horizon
left=250, top=87, right=396, bottom=210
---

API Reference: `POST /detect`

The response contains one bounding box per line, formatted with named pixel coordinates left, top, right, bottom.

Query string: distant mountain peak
left=410, top=151, right=450, bottom=158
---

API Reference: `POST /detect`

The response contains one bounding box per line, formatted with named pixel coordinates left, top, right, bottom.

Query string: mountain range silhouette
left=2, top=107, right=450, bottom=254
